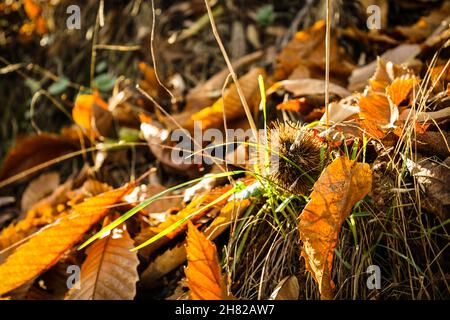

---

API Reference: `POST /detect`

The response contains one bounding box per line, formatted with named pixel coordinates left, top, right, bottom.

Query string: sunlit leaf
left=185, top=221, right=231, bottom=300
left=0, top=185, right=133, bottom=296
left=299, top=156, right=372, bottom=300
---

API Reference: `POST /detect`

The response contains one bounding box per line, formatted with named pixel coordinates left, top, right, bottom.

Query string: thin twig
left=325, top=0, right=332, bottom=130
left=204, top=0, right=258, bottom=140
left=149, top=0, right=175, bottom=103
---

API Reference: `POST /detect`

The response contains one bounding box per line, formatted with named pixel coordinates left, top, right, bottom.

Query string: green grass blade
left=78, top=170, right=245, bottom=250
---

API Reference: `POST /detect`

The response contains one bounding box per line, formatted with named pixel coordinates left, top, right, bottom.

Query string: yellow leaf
left=299, top=157, right=372, bottom=300
left=65, top=224, right=139, bottom=300
left=185, top=221, right=230, bottom=300
left=0, top=185, right=133, bottom=296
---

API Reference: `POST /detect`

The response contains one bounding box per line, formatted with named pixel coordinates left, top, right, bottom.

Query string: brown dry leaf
left=269, top=276, right=300, bottom=300
left=73, top=93, right=112, bottom=139
left=185, top=51, right=263, bottom=112
left=0, top=133, right=77, bottom=182
left=0, top=178, right=74, bottom=252
left=0, top=185, right=133, bottom=296
left=21, top=0, right=47, bottom=36
left=299, top=157, right=372, bottom=300
left=21, top=172, right=60, bottom=212
left=273, top=20, right=353, bottom=82
left=173, top=68, right=266, bottom=131
left=359, top=71, right=418, bottom=136
left=185, top=221, right=230, bottom=300
left=140, top=118, right=199, bottom=177
left=406, top=156, right=450, bottom=220
left=348, top=45, right=420, bottom=92
left=65, top=224, right=139, bottom=300
left=268, top=79, right=351, bottom=99
left=138, top=62, right=162, bottom=99
left=124, top=184, right=182, bottom=217
left=23, top=0, right=41, bottom=21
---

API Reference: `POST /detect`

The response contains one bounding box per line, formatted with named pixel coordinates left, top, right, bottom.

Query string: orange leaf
left=23, top=0, right=41, bottom=21
left=386, top=77, right=418, bottom=106
left=299, top=157, right=372, bottom=300
left=0, top=185, right=133, bottom=296
left=359, top=92, right=391, bottom=128
left=72, top=93, right=110, bottom=138
left=276, top=98, right=306, bottom=112
left=185, top=221, right=230, bottom=300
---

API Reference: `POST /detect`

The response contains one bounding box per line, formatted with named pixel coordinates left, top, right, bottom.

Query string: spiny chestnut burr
left=266, top=121, right=323, bottom=195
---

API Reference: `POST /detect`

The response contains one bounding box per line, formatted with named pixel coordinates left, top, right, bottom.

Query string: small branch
left=204, top=0, right=258, bottom=141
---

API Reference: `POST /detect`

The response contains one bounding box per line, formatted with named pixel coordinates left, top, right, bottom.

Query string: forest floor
left=0, top=0, right=449, bottom=300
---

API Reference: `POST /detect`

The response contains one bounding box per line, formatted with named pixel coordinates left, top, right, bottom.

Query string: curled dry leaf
left=0, top=133, right=77, bottom=183
left=185, top=221, right=230, bottom=300
left=140, top=117, right=199, bottom=177
left=65, top=224, right=139, bottom=300
left=273, top=20, right=353, bottom=82
left=0, top=185, right=133, bottom=296
left=348, top=45, right=420, bottom=91
left=358, top=62, right=418, bottom=136
left=269, top=78, right=351, bottom=99
left=299, top=156, right=372, bottom=300
left=269, top=276, right=300, bottom=300
left=405, top=156, right=450, bottom=220
left=21, top=172, right=60, bottom=212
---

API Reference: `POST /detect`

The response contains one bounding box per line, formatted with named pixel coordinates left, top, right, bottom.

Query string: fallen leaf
left=172, top=68, right=266, bottom=131
left=0, top=178, right=75, bottom=252
left=135, top=183, right=236, bottom=258
left=348, top=45, right=420, bottom=91
left=185, top=221, right=230, bottom=300
left=299, top=156, right=372, bottom=300
left=386, top=77, right=418, bottom=107
left=319, top=95, right=360, bottom=124
left=72, top=93, right=112, bottom=139
left=185, top=51, right=263, bottom=112
left=0, top=185, right=133, bottom=296
left=273, top=20, right=353, bottom=82
left=269, top=276, right=300, bottom=300
left=23, top=0, right=41, bottom=21
left=21, top=172, right=60, bottom=212
left=65, top=224, right=139, bottom=300
left=140, top=119, right=199, bottom=177
left=268, top=79, right=351, bottom=98
left=359, top=92, right=392, bottom=128
left=405, top=156, right=450, bottom=220
left=0, top=134, right=77, bottom=183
